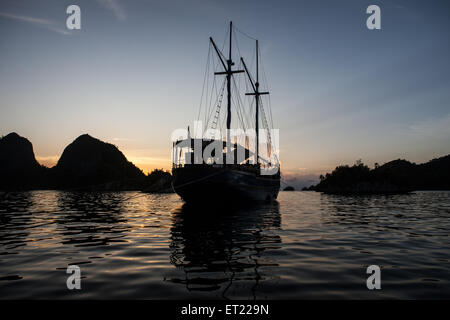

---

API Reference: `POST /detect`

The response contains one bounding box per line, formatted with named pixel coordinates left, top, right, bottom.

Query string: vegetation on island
left=307, top=156, right=450, bottom=194
left=0, top=132, right=173, bottom=192
left=2, top=132, right=449, bottom=195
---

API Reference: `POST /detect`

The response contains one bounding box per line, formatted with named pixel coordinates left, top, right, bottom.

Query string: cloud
left=97, top=0, right=127, bottom=22
left=0, top=12, right=70, bottom=35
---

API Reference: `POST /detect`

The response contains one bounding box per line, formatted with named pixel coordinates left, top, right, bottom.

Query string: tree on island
left=309, top=155, right=450, bottom=194
left=0, top=132, right=174, bottom=192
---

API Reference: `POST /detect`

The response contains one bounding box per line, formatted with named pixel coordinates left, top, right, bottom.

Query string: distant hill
left=0, top=132, right=173, bottom=192
left=0, top=132, right=45, bottom=190
left=50, top=134, right=145, bottom=190
left=310, top=155, right=450, bottom=194
left=416, top=155, right=450, bottom=190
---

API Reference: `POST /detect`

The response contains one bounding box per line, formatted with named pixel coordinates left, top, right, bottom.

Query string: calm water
left=0, top=191, right=449, bottom=299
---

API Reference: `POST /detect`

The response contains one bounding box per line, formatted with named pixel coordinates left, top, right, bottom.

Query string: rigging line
left=197, top=43, right=211, bottom=121
left=211, top=80, right=226, bottom=130
left=257, top=66, right=274, bottom=140
left=209, top=26, right=240, bottom=134
left=234, top=69, right=246, bottom=114
left=259, top=97, right=273, bottom=153
left=230, top=75, right=246, bottom=129
left=235, top=97, right=247, bottom=131
left=238, top=38, right=258, bottom=128
left=202, top=47, right=208, bottom=125
left=234, top=24, right=256, bottom=124
left=243, top=88, right=253, bottom=129
left=207, top=78, right=226, bottom=129
left=217, top=24, right=229, bottom=63
left=249, top=42, right=255, bottom=76
left=233, top=28, right=242, bottom=65
left=260, top=101, right=271, bottom=137
left=220, top=108, right=226, bottom=132
left=206, top=45, right=223, bottom=127
left=206, top=49, right=216, bottom=126
left=264, top=88, right=274, bottom=132
left=207, top=55, right=218, bottom=125
left=222, top=24, right=229, bottom=51
left=233, top=24, right=258, bottom=41
left=238, top=60, right=253, bottom=130
left=249, top=88, right=256, bottom=124
left=242, top=62, right=256, bottom=128
left=234, top=28, right=254, bottom=128
left=207, top=54, right=221, bottom=124
left=206, top=46, right=215, bottom=126
left=231, top=28, right=250, bottom=130
left=235, top=51, right=243, bottom=97
left=234, top=80, right=250, bottom=131
left=241, top=65, right=253, bottom=114
left=242, top=90, right=252, bottom=129
left=259, top=50, right=275, bottom=130
left=238, top=73, right=253, bottom=129
left=206, top=51, right=219, bottom=126
left=238, top=60, right=252, bottom=128
left=206, top=46, right=227, bottom=129
left=230, top=85, right=245, bottom=131
left=234, top=61, right=246, bottom=128
left=266, top=92, right=274, bottom=130
left=204, top=48, right=210, bottom=126
left=206, top=77, right=217, bottom=129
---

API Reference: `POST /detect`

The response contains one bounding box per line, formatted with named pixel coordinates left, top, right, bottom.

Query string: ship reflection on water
left=2, top=191, right=449, bottom=299
left=168, top=202, right=282, bottom=298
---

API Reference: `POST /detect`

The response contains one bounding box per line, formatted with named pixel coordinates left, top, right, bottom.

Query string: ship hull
left=172, top=166, right=280, bottom=203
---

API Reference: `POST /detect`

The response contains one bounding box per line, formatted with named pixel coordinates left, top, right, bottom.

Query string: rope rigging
left=195, top=22, right=277, bottom=164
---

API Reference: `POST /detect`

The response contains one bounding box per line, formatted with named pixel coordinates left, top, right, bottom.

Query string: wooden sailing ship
left=172, top=22, right=280, bottom=203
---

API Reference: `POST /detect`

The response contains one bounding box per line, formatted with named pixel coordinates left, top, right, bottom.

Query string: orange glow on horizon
left=35, top=154, right=172, bottom=175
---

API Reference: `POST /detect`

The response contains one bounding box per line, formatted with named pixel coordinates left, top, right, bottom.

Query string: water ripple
left=0, top=190, right=449, bottom=299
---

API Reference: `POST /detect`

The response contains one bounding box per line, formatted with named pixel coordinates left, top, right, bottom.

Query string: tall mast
left=209, top=21, right=244, bottom=162
left=226, top=21, right=232, bottom=140
left=255, top=40, right=259, bottom=165
left=242, top=40, right=269, bottom=165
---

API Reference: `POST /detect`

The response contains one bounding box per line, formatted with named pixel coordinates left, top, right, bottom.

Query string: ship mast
left=210, top=21, right=244, bottom=161
left=241, top=40, right=269, bottom=165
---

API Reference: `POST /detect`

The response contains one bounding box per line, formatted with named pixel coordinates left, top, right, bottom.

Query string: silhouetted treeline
left=142, top=169, right=173, bottom=193
left=307, top=156, right=450, bottom=194
left=0, top=132, right=173, bottom=192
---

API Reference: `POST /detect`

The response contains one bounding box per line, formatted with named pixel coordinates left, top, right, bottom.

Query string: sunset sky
left=1, top=0, right=450, bottom=186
